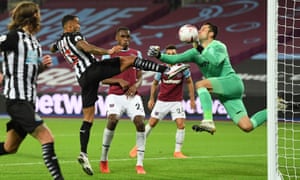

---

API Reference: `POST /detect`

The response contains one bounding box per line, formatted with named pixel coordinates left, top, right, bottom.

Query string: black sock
left=133, top=57, right=168, bottom=73
left=42, top=142, right=64, bottom=180
left=80, top=121, right=92, bottom=153
left=0, top=142, right=8, bottom=155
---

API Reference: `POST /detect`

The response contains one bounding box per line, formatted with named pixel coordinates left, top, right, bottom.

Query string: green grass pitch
left=0, top=118, right=267, bottom=180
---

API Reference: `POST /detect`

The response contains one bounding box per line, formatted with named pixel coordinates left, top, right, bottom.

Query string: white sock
left=136, top=131, right=146, bottom=166
left=100, top=128, right=114, bottom=161
left=145, top=124, right=152, bottom=137
left=175, top=129, right=185, bottom=152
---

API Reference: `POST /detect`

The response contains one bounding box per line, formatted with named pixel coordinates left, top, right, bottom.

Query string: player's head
left=8, top=1, right=41, bottom=34
left=198, top=22, right=218, bottom=41
left=62, top=15, right=80, bottom=33
left=165, top=44, right=177, bottom=55
left=115, top=26, right=131, bottom=49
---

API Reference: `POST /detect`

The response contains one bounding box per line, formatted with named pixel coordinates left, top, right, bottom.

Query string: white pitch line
left=0, top=154, right=266, bottom=167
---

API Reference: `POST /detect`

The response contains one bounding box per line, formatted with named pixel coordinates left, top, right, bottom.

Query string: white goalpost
left=268, top=0, right=300, bottom=180
left=267, top=0, right=280, bottom=179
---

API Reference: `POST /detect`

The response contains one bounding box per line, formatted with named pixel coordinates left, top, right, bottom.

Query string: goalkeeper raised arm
left=148, top=22, right=267, bottom=134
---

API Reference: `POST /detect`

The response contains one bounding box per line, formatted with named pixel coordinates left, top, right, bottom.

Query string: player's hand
left=42, top=55, right=53, bottom=68
left=147, top=99, right=155, bottom=110
left=190, top=99, right=196, bottom=112
left=118, top=79, right=129, bottom=91
left=126, top=85, right=137, bottom=97
left=108, top=45, right=122, bottom=54
left=147, top=45, right=161, bottom=58
left=0, top=72, right=3, bottom=85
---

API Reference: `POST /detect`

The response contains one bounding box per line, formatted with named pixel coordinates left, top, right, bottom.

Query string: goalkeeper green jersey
left=160, top=40, right=235, bottom=78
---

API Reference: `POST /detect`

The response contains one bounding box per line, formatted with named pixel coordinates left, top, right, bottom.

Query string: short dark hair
left=116, top=26, right=130, bottom=33
left=205, top=22, right=218, bottom=39
left=165, top=44, right=177, bottom=50
left=62, top=15, right=77, bottom=27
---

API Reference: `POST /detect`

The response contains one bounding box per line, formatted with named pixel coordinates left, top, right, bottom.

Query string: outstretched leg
left=119, top=56, right=189, bottom=78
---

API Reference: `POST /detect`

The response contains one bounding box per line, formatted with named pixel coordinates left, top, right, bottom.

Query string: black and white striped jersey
left=55, top=32, right=98, bottom=79
left=0, top=29, right=42, bottom=102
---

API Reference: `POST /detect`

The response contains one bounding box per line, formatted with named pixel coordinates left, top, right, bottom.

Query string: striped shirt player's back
left=0, top=29, right=42, bottom=102
left=102, top=48, right=142, bottom=95
left=55, top=32, right=98, bottom=79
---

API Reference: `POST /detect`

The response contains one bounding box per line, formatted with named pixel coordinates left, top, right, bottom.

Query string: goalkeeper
left=147, top=22, right=267, bottom=134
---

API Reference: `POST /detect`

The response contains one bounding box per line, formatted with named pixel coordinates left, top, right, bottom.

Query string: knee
left=107, top=115, right=119, bottom=130
left=148, top=118, right=158, bottom=128
left=195, top=80, right=210, bottom=89
left=175, top=119, right=185, bottom=129
left=195, top=81, right=205, bottom=89
left=4, top=145, right=19, bottom=154
left=238, top=122, right=254, bottom=133
left=134, top=116, right=145, bottom=132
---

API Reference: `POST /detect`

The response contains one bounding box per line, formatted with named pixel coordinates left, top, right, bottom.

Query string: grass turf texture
left=0, top=118, right=267, bottom=180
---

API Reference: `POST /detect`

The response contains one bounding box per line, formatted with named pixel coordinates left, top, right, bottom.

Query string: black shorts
left=78, top=57, right=121, bottom=108
left=6, top=99, right=43, bottom=137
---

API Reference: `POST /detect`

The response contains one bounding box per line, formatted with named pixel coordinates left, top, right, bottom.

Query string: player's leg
left=99, top=114, right=118, bottom=174
left=119, top=56, right=167, bottom=73
left=77, top=81, right=98, bottom=175
left=193, top=79, right=216, bottom=134
left=237, top=110, right=267, bottom=132
left=0, top=130, right=24, bottom=155
left=0, top=121, right=26, bottom=155
left=32, top=123, right=64, bottom=180
left=129, top=116, right=159, bottom=158
left=81, top=106, right=94, bottom=153
left=77, top=106, right=94, bottom=175
left=132, top=115, right=146, bottom=174
left=174, top=118, right=187, bottom=158
left=100, top=94, right=122, bottom=173
left=221, top=96, right=267, bottom=132
left=170, top=101, right=187, bottom=158
left=146, top=117, right=159, bottom=137
left=127, top=95, right=146, bottom=174
left=7, top=100, right=64, bottom=179
left=119, top=56, right=189, bottom=77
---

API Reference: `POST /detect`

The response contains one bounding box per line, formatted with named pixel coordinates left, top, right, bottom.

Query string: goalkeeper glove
left=147, top=45, right=161, bottom=58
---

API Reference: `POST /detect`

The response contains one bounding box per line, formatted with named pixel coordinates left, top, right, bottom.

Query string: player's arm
left=126, top=70, right=142, bottom=97
left=38, top=55, right=53, bottom=74
left=148, top=46, right=199, bottom=65
left=134, top=70, right=143, bottom=89
left=0, top=32, right=18, bottom=85
left=0, top=72, right=3, bottom=85
left=183, top=68, right=196, bottom=110
left=0, top=62, right=3, bottom=85
left=148, top=73, right=160, bottom=110
left=186, top=75, right=196, bottom=111
left=76, top=40, right=121, bottom=55
left=102, top=78, right=129, bottom=91
left=159, top=48, right=199, bottom=64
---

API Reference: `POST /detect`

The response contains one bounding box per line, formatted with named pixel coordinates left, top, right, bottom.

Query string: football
left=178, top=24, right=198, bottom=43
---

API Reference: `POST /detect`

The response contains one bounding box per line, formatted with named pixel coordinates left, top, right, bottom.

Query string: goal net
left=268, top=0, right=300, bottom=179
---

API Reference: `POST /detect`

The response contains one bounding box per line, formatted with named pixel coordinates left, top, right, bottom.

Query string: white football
left=178, top=24, right=198, bottom=43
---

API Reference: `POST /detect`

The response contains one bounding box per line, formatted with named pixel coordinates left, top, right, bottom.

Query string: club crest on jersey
left=75, top=35, right=82, bottom=42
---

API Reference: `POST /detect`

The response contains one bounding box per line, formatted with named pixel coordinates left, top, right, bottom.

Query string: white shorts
left=105, top=94, right=145, bottom=120
left=150, top=100, right=186, bottom=121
